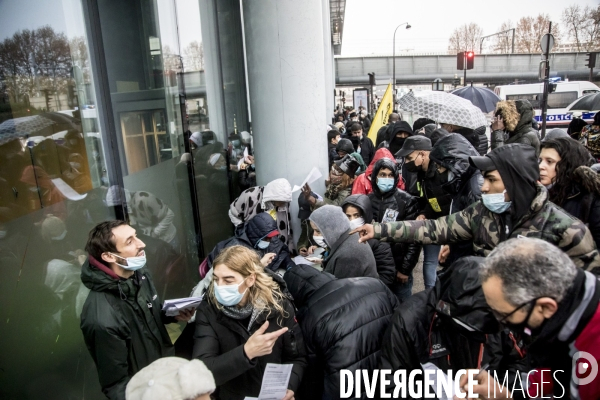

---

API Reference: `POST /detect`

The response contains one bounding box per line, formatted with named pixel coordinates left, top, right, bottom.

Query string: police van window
left=583, top=89, right=599, bottom=95
left=506, top=93, right=541, bottom=109
left=547, top=91, right=578, bottom=109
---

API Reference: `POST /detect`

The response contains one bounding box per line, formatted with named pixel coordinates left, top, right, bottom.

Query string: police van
left=494, top=81, right=600, bottom=128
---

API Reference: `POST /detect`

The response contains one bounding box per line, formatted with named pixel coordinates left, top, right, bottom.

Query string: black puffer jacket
left=207, top=212, right=293, bottom=272
left=341, top=194, right=397, bottom=286
left=380, top=257, right=526, bottom=397
left=80, top=257, right=175, bottom=400
left=193, top=271, right=307, bottom=400
left=418, top=161, right=453, bottom=219
left=368, top=158, right=422, bottom=275
left=429, top=133, right=483, bottom=265
left=561, top=165, right=600, bottom=249
left=284, top=264, right=398, bottom=400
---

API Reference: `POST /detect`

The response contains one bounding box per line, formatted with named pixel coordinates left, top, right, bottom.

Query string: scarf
left=221, top=301, right=265, bottom=331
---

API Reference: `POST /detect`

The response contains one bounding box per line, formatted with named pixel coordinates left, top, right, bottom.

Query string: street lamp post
left=392, top=22, right=411, bottom=99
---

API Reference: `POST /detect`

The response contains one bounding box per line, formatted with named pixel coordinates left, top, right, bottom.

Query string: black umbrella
left=451, top=84, right=500, bottom=113
left=566, top=92, right=600, bottom=113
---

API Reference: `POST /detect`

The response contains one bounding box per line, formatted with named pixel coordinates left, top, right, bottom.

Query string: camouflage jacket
left=373, top=183, right=600, bottom=273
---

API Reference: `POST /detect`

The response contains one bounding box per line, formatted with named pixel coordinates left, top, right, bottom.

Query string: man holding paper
left=80, top=221, right=194, bottom=400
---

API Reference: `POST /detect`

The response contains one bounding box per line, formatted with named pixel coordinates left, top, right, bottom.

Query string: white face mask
left=257, top=240, right=270, bottom=249
left=313, top=235, right=327, bottom=248
left=109, top=250, right=147, bottom=271
left=348, top=218, right=365, bottom=230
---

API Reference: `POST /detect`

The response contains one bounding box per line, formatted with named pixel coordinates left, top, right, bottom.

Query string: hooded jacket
left=430, top=133, right=483, bottom=214
left=380, top=257, right=525, bottom=397
left=207, top=213, right=293, bottom=272
left=80, top=257, right=175, bottom=400
left=379, top=121, right=413, bottom=156
left=561, top=165, right=600, bottom=249
left=491, top=100, right=541, bottom=156
left=351, top=148, right=405, bottom=195
left=342, top=194, right=396, bottom=286
left=368, top=158, right=422, bottom=276
left=193, top=270, right=307, bottom=400
left=283, top=264, right=398, bottom=400
left=474, top=125, right=489, bottom=155
left=309, top=205, right=378, bottom=279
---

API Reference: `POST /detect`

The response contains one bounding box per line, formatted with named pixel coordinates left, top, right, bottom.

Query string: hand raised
left=243, top=321, right=288, bottom=360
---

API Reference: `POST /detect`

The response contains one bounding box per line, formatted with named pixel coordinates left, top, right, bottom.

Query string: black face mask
left=404, top=160, right=421, bottom=173
left=501, top=298, right=546, bottom=337
left=389, top=137, right=405, bottom=155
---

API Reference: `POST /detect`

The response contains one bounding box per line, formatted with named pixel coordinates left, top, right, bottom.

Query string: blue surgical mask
left=377, top=177, right=395, bottom=192
left=214, top=278, right=247, bottom=306
left=110, top=251, right=147, bottom=271
left=482, top=190, right=512, bottom=214
left=257, top=240, right=270, bottom=249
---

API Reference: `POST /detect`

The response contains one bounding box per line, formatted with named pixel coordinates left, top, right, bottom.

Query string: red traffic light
left=467, top=51, right=474, bottom=58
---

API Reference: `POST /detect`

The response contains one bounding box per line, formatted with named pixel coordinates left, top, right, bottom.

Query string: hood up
left=486, top=144, right=539, bottom=223
left=341, top=194, right=373, bottom=223
left=262, top=178, right=292, bottom=208
left=438, top=256, right=499, bottom=334
left=365, top=148, right=396, bottom=178
left=309, top=205, right=351, bottom=248
left=336, top=138, right=355, bottom=155
left=386, top=121, right=414, bottom=155
left=283, top=264, right=336, bottom=308
left=496, top=100, right=534, bottom=134
left=430, top=133, right=479, bottom=178
left=370, top=157, right=399, bottom=198
left=240, top=212, right=278, bottom=247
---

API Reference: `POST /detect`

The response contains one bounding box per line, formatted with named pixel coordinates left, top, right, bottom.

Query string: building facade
left=0, top=0, right=343, bottom=398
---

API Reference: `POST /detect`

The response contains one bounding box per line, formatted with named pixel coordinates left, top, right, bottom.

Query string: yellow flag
left=367, top=83, right=393, bottom=142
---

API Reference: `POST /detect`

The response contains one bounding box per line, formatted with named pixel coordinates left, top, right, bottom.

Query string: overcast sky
left=341, top=0, right=600, bottom=56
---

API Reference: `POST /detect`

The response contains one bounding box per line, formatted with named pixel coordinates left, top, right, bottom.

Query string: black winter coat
left=418, top=162, right=453, bottom=219
left=474, top=125, right=489, bottom=155
left=80, top=257, right=175, bottom=400
left=369, top=158, right=422, bottom=275
left=429, top=133, right=483, bottom=265
left=380, top=257, right=526, bottom=398
left=341, top=194, right=397, bottom=286
left=193, top=273, right=307, bottom=400
left=283, top=264, right=398, bottom=400
left=359, top=135, right=376, bottom=167
left=559, top=165, right=600, bottom=249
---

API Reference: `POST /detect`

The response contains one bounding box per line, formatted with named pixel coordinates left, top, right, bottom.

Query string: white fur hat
left=126, top=357, right=215, bottom=400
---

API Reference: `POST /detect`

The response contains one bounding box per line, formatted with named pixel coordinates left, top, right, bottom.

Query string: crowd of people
left=79, top=103, right=600, bottom=400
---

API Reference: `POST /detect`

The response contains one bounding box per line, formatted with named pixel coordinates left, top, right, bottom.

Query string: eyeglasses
left=491, top=298, right=543, bottom=323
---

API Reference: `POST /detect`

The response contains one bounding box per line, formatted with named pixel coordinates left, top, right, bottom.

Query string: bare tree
left=515, top=14, right=561, bottom=53
left=183, top=41, right=204, bottom=71
left=562, top=4, right=584, bottom=51
left=448, top=23, right=484, bottom=54
left=0, top=26, right=72, bottom=105
left=162, top=44, right=182, bottom=72
left=491, top=20, right=515, bottom=53
left=561, top=4, right=600, bottom=51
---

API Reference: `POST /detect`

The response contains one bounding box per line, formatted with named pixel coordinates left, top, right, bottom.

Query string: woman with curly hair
left=539, top=137, right=600, bottom=248
left=193, top=246, right=306, bottom=400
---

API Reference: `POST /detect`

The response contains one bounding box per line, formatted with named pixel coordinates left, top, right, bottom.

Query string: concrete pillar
left=242, top=0, right=329, bottom=243
left=321, top=0, right=335, bottom=120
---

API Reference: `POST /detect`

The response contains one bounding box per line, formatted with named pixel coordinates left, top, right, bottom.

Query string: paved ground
left=412, top=251, right=425, bottom=294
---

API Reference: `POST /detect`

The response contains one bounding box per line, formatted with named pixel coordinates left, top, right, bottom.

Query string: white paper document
left=292, top=167, right=322, bottom=192
left=421, top=362, right=454, bottom=400
left=254, top=363, right=293, bottom=400
left=162, top=296, right=203, bottom=317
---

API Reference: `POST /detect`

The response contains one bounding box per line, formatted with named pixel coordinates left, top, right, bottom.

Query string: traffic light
left=466, top=51, right=475, bottom=70
left=457, top=51, right=465, bottom=70
left=368, top=72, right=376, bottom=86
left=585, top=52, right=596, bottom=69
